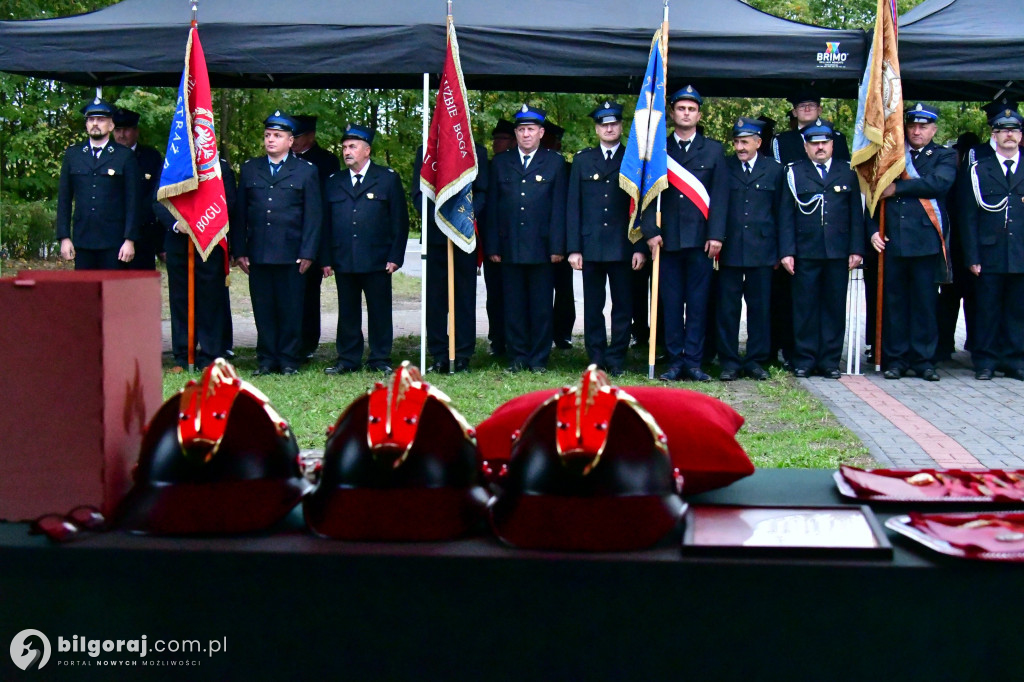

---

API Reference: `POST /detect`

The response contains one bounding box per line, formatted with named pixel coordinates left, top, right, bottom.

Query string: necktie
left=606, top=149, right=613, bottom=162
left=680, top=139, right=689, bottom=153
left=92, top=147, right=101, bottom=160
left=522, top=154, right=531, bottom=169
left=354, top=173, right=363, bottom=186
left=816, top=163, right=827, bottom=179
left=270, top=161, right=282, bottom=176
left=911, top=150, right=920, bottom=164
left=743, top=161, right=751, bottom=175
left=1005, top=159, right=1015, bottom=179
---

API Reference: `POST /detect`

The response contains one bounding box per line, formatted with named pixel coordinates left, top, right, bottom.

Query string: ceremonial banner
left=157, top=26, right=229, bottom=262
left=419, top=20, right=478, bottom=254
left=619, top=29, right=668, bottom=244
left=851, top=0, right=904, bottom=217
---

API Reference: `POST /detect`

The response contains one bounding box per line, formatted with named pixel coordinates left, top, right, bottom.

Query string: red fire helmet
left=303, top=362, right=487, bottom=540
left=117, top=359, right=308, bottom=534
left=488, top=365, right=685, bottom=551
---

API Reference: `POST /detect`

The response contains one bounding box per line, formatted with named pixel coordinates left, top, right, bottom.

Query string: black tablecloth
left=0, top=469, right=1017, bottom=680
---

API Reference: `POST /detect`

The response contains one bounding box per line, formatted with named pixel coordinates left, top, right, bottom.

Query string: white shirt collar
left=599, top=142, right=620, bottom=157
left=997, top=150, right=1020, bottom=171
left=349, top=159, right=371, bottom=180
left=673, top=132, right=696, bottom=147
left=518, top=147, right=538, bottom=165
left=742, top=153, right=758, bottom=170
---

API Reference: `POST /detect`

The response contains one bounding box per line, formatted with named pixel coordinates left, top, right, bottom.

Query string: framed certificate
left=682, top=505, right=892, bottom=559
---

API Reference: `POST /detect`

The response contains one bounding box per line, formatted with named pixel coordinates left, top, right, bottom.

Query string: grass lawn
left=162, top=336, right=874, bottom=470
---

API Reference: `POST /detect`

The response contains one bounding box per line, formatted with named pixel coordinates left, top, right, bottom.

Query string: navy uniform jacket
left=321, top=162, right=409, bottom=273
left=640, top=134, right=728, bottom=250
left=960, top=154, right=1024, bottom=274
left=56, top=139, right=141, bottom=249
left=485, top=147, right=567, bottom=264
left=566, top=146, right=641, bottom=262
left=721, top=154, right=792, bottom=268
left=773, top=128, right=851, bottom=166
left=133, top=144, right=165, bottom=255
left=782, top=158, right=864, bottom=259
left=411, top=143, right=489, bottom=247
left=295, top=142, right=341, bottom=183
left=867, top=142, right=956, bottom=258
left=234, top=154, right=321, bottom=264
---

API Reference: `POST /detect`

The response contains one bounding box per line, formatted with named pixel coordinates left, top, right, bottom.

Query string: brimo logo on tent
left=10, top=629, right=51, bottom=670
left=817, top=42, right=849, bottom=69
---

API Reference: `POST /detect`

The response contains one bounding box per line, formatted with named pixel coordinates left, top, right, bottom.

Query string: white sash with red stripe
left=667, top=155, right=710, bottom=219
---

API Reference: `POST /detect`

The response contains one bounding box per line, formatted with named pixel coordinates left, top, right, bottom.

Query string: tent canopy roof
left=0, top=0, right=866, bottom=97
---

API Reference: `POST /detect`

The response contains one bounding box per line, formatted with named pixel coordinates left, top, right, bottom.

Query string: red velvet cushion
left=476, top=386, right=753, bottom=495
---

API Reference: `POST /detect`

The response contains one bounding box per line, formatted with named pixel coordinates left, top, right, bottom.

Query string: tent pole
left=420, top=72, right=429, bottom=372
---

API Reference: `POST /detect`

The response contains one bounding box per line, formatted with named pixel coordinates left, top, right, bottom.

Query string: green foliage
left=0, top=197, right=56, bottom=258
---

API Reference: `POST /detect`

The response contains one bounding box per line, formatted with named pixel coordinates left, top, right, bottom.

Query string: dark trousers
left=166, top=242, right=228, bottom=367
left=300, top=263, right=324, bottom=356
left=74, top=247, right=121, bottom=270
left=582, top=260, right=633, bottom=371
left=483, top=258, right=505, bottom=353
left=972, top=272, right=1024, bottom=371
left=792, top=258, right=848, bottom=372
left=223, top=282, right=234, bottom=351
left=631, top=258, right=651, bottom=344
left=334, top=270, right=392, bottom=368
left=717, top=265, right=772, bottom=372
left=769, top=265, right=795, bottom=363
left=882, top=254, right=939, bottom=373
left=249, top=263, right=304, bottom=371
left=503, top=262, right=554, bottom=369
left=937, top=266, right=973, bottom=357
left=660, top=247, right=712, bottom=370
left=426, top=246, right=477, bottom=362
left=552, top=259, right=576, bottom=343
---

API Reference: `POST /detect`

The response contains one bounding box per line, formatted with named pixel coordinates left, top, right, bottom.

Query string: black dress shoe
left=686, top=367, right=712, bottom=382
left=883, top=368, right=902, bottom=380
left=553, top=339, right=573, bottom=350
left=823, top=368, right=842, bottom=379
left=281, top=367, right=300, bottom=376
left=659, top=366, right=684, bottom=382
left=324, top=363, right=358, bottom=375
left=975, top=368, right=993, bottom=380
left=530, top=366, right=547, bottom=374
left=719, top=369, right=738, bottom=382
left=1012, top=369, right=1024, bottom=381
left=488, top=344, right=505, bottom=357
left=454, top=358, right=471, bottom=372
left=921, top=368, right=940, bottom=382
left=606, top=366, right=624, bottom=377
left=367, top=363, right=394, bottom=374
left=746, top=366, right=771, bottom=381
left=793, top=368, right=810, bottom=378
left=225, top=349, right=235, bottom=359
left=427, top=360, right=450, bottom=373
left=252, top=366, right=276, bottom=377
left=782, top=360, right=794, bottom=372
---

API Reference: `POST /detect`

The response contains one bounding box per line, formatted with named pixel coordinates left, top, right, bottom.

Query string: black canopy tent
left=0, top=0, right=866, bottom=97
left=899, top=0, right=1024, bottom=101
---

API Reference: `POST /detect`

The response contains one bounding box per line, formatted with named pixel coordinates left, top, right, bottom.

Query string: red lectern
left=0, top=270, right=162, bottom=520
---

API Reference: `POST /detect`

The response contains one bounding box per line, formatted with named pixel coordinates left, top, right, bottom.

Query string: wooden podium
left=0, top=270, right=162, bottom=521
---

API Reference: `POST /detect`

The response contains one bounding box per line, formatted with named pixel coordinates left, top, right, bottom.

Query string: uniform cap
left=514, top=104, right=546, bottom=126
left=732, top=116, right=765, bottom=138
left=669, top=85, right=702, bottom=106
left=341, top=123, right=375, bottom=144
left=589, top=101, right=624, bottom=124
left=112, top=107, right=140, bottom=128
left=263, top=110, right=296, bottom=132
left=801, top=118, right=834, bottom=142
left=291, top=115, right=318, bottom=137
left=905, top=102, right=939, bottom=124
left=80, top=97, right=116, bottom=118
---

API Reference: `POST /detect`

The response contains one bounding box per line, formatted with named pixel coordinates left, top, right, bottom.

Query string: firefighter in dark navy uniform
left=869, top=103, right=956, bottom=381
left=481, top=119, right=516, bottom=357
left=411, top=141, right=489, bottom=373
left=485, top=104, right=568, bottom=373
left=291, top=115, right=341, bottom=359
left=543, top=120, right=576, bottom=349
left=56, top=98, right=141, bottom=270
left=234, top=111, right=322, bottom=376
left=113, top=107, right=164, bottom=271
left=642, top=85, right=729, bottom=383
left=960, top=108, right=1024, bottom=381
left=717, top=117, right=791, bottom=382
left=771, top=90, right=850, bottom=368
left=321, top=124, right=409, bottom=375
left=566, top=101, right=644, bottom=376
left=780, top=119, right=864, bottom=378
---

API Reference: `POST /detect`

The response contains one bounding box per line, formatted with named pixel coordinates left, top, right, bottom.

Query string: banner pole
left=875, top=200, right=885, bottom=372
left=188, top=242, right=195, bottom=371
left=648, top=2, right=668, bottom=381
left=446, top=7, right=456, bottom=374
left=420, top=72, right=429, bottom=372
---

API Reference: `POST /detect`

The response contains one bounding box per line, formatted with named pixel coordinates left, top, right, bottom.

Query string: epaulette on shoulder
left=387, top=167, right=395, bottom=173
left=576, top=147, right=598, bottom=156
left=328, top=172, right=337, bottom=179
left=303, top=159, right=314, bottom=166
left=243, top=157, right=257, bottom=165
